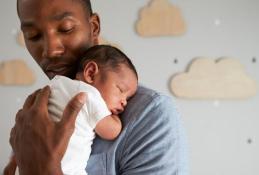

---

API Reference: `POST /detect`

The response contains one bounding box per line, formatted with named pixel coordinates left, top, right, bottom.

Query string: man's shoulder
left=87, top=85, right=188, bottom=175
left=134, top=85, right=175, bottom=105
left=123, top=85, right=179, bottom=123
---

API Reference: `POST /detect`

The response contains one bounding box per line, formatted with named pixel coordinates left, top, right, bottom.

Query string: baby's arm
left=94, top=115, right=122, bottom=140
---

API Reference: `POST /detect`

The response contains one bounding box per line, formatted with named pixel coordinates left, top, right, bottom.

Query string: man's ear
left=83, top=61, right=99, bottom=83
left=90, top=13, right=100, bottom=45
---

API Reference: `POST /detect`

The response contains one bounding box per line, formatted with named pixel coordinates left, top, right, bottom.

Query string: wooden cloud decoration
left=170, top=57, right=257, bottom=100
left=16, top=31, right=25, bottom=47
left=136, top=0, right=186, bottom=37
left=98, top=36, right=121, bottom=49
left=0, top=59, right=36, bottom=85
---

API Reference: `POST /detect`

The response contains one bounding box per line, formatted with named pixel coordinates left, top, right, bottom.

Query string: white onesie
left=48, top=75, right=111, bottom=175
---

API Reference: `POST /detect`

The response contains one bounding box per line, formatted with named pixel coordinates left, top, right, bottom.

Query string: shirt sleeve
left=118, top=94, right=189, bottom=175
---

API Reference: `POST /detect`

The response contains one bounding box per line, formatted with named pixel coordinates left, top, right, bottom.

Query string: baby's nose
left=121, top=99, right=127, bottom=107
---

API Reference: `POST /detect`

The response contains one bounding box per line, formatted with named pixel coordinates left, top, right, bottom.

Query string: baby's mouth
left=111, top=108, right=124, bottom=115
left=111, top=109, right=119, bottom=115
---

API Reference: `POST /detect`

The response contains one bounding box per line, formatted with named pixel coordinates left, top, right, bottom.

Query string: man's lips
left=39, top=59, right=77, bottom=78
left=45, top=65, right=71, bottom=79
left=45, top=66, right=68, bottom=73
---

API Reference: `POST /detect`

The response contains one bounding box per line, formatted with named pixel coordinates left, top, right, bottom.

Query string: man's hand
left=9, top=86, right=86, bottom=175
left=3, top=154, right=16, bottom=175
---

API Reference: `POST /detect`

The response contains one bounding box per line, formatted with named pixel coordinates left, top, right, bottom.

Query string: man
left=5, top=0, right=188, bottom=174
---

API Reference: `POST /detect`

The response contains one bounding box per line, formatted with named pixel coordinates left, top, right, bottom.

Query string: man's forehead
left=20, top=11, right=75, bottom=29
left=17, top=0, right=45, bottom=17
left=18, top=0, right=87, bottom=20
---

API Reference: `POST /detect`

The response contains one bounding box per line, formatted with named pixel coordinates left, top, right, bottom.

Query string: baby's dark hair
left=78, top=45, right=138, bottom=79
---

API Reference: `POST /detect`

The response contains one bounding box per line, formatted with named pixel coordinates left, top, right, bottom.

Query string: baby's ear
left=83, top=61, right=99, bottom=83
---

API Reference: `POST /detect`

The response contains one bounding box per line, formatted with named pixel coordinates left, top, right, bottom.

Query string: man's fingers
left=60, top=92, right=87, bottom=133
left=3, top=154, right=17, bottom=175
left=15, top=109, right=23, bottom=123
left=9, top=126, right=17, bottom=151
left=23, top=89, right=41, bottom=109
left=33, top=86, right=50, bottom=110
left=10, top=153, right=16, bottom=163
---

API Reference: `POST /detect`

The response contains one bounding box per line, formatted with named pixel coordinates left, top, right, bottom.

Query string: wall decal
left=170, top=57, right=257, bottom=100
left=173, top=58, right=179, bottom=64
left=0, top=59, right=36, bottom=85
left=214, top=18, right=222, bottom=26
left=98, top=36, right=121, bottom=49
left=16, top=31, right=25, bottom=47
left=136, top=0, right=186, bottom=37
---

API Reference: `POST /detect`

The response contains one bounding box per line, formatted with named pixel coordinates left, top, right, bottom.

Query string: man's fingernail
left=43, top=85, right=50, bottom=90
left=78, top=93, right=87, bottom=104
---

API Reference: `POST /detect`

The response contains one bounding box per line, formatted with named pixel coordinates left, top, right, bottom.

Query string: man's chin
left=46, top=72, right=56, bottom=80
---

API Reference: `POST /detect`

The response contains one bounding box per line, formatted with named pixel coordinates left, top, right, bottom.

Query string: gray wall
left=1, top=0, right=258, bottom=174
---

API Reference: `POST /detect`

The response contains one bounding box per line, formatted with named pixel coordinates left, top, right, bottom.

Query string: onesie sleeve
left=78, top=82, right=111, bottom=129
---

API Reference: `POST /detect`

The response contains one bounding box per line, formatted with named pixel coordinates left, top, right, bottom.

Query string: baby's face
left=93, top=64, right=138, bottom=115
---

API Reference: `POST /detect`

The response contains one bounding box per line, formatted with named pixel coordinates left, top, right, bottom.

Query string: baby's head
left=76, top=45, right=138, bottom=115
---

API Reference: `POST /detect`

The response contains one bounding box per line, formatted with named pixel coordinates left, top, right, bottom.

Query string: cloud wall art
left=0, top=59, right=36, bottom=86
left=136, top=0, right=186, bottom=37
left=170, top=57, right=257, bottom=100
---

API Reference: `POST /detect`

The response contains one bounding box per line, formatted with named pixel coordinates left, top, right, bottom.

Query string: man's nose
left=42, top=34, right=64, bottom=58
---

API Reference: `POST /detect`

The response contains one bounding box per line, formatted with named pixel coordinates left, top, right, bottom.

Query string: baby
left=48, top=44, right=138, bottom=175
left=5, top=45, right=138, bottom=175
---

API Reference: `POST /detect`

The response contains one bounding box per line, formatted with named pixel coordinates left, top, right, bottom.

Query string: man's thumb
left=60, top=92, right=87, bottom=132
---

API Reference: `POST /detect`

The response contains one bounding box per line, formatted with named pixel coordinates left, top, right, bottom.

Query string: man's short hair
left=79, top=0, right=93, bottom=15
left=17, top=0, right=93, bottom=17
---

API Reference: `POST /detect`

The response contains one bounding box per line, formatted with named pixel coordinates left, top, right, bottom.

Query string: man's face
left=17, top=0, right=100, bottom=79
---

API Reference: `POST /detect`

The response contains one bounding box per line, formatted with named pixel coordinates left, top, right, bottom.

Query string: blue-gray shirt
left=86, top=86, right=189, bottom=175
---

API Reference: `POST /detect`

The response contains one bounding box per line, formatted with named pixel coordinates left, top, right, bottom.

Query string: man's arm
left=95, top=114, right=122, bottom=140
left=7, top=86, right=86, bottom=175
